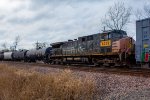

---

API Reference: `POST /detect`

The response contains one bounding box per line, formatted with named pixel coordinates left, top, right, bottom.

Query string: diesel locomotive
left=50, top=30, right=135, bottom=66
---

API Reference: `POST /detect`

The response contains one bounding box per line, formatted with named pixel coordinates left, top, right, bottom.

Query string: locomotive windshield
left=101, top=33, right=111, bottom=40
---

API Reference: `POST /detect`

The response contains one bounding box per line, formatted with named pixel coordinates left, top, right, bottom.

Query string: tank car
left=13, top=50, right=28, bottom=61
left=0, top=52, right=4, bottom=60
left=25, top=47, right=52, bottom=63
left=4, top=52, right=13, bottom=60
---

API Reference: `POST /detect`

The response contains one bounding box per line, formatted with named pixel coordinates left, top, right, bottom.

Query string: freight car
left=0, top=52, right=4, bottom=60
left=25, top=47, right=52, bottom=63
left=50, top=30, right=135, bottom=66
left=4, top=52, right=14, bottom=60
left=136, top=18, right=150, bottom=67
left=13, top=50, right=28, bottom=61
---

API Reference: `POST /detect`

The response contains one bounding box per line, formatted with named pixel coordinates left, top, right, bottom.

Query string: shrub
left=0, top=64, right=96, bottom=100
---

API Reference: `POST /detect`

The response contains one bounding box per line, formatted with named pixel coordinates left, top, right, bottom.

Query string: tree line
left=1, top=36, right=48, bottom=52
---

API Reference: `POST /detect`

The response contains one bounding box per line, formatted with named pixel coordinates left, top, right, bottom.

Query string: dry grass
left=0, top=64, right=96, bottom=100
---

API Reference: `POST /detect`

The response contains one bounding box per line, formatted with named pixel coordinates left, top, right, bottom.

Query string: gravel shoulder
left=107, top=88, right=150, bottom=100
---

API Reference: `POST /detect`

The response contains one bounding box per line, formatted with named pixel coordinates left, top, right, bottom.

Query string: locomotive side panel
left=78, top=36, right=87, bottom=55
left=86, top=34, right=101, bottom=54
left=78, top=34, right=101, bottom=55
left=62, top=40, right=78, bottom=56
left=92, top=34, right=101, bottom=54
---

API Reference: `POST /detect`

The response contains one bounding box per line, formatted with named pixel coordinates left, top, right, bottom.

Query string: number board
left=100, top=40, right=111, bottom=47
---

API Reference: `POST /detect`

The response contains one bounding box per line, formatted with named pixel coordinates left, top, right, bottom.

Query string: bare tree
left=135, top=3, right=150, bottom=20
left=1, top=42, right=9, bottom=52
left=144, top=3, right=150, bottom=17
left=12, top=35, right=20, bottom=50
left=1, top=42, right=7, bottom=50
left=102, top=2, right=132, bottom=30
left=135, top=9, right=145, bottom=20
left=42, top=42, right=49, bottom=47
left=34, top=41, right=48, bottom=50
left=1, top=36, right=21, bottom=51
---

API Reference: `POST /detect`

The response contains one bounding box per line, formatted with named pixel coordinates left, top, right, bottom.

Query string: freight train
left=0, top=30, right=135, bottom=67
left=0, top=18, right=150, bottom=68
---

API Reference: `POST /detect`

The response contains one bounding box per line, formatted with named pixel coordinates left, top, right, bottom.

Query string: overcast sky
left=0, top=0, right=148, bottom=49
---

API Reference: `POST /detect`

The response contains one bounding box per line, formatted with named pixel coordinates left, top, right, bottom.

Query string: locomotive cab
left=100, top=30, right=127, bottom=54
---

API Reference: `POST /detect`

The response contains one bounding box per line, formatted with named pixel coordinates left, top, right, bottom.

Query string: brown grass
left=0, top=64, right=96, bottom=100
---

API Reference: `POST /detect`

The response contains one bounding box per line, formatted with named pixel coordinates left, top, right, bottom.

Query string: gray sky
left=0, top=0, right=148, bottom=49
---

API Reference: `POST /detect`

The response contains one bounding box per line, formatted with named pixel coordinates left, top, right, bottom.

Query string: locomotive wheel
left=109, top=63, right=115, bottom=67
left=93, top=62, right=99, bottom=67
left=98, top=63, right=104, bottom=67
left=51, top=61, right=56, bottom=65
left=103, top=63, right=111, bottom=67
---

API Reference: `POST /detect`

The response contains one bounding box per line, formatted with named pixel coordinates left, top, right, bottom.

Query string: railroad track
left=1, top=61, right=150, bottom=77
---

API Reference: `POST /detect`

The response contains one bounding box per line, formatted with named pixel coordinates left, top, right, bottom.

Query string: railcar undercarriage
left=49, top=53, right=136, bottom=67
